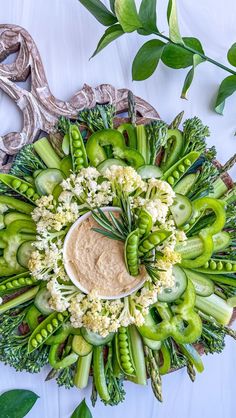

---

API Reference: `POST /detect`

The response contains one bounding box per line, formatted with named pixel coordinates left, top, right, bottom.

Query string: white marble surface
left=0, top=1, right=235, bottom=417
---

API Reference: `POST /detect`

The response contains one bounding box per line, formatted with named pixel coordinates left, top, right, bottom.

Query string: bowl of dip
left=63, top=207, right=147, bottom=299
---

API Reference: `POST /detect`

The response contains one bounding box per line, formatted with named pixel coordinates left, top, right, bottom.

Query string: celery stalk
left=33, top=137, right=61, bottom=169
left=129, top=325, right=147, bottom=385
left=209, top=177, right=228, bottom=199
left=136, top=125, right=149, bottom=164
left=0, top=286, right=39, bottom=314
left=195, top=294, right=233, bottom=325
left=74, top=351, right=92, bottom=389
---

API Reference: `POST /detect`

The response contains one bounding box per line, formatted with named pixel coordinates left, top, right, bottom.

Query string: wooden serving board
left=0, top=24, right=235, bottom=347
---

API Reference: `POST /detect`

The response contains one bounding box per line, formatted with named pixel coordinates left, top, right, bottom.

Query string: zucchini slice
left=35, top=168, right=64, bottom=195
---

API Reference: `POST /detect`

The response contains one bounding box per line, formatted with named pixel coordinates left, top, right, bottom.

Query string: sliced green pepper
left=49, top=343, right=78, bottom=369
left=117, top=123, right=137, bottom=149
left=0, top=195, right=34, bottom=215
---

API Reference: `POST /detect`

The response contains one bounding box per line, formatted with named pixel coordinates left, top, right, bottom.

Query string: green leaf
left=214, top=75, right=236, bottom=114
left=181, top=54, right=204, bottom=99
left=0, top=390, right=39, bottom=418
left=161, top=37, right=204, bottom=69
left=132, top=39, right=165, bottom=81
left=109, top=0, right=115, bottom=13
left=78, top=0, right=117, bottom=26
left=91, top=24, right=124, bottom=57
left=167, top=0, right=183, bottom=44
left=115, top=0, right=142, bottom=32
left=227, top=42, right=236, bottom=67
left=138, top=0, right=158, bottom=35
left=71, top=399, right=93, bottom=418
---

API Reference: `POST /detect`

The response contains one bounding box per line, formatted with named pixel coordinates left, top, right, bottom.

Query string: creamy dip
left=64, top=213, right=146, bottom=297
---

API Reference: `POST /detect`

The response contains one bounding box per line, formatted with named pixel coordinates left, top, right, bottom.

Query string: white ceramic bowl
left=63, top=206, right=146, bottom=300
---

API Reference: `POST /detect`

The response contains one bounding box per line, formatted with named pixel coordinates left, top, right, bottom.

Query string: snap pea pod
left=115, top=327, right=136, bottom=376
left=93, top=345, right=110, bottom=402
left=125, top=229, right=139, bottom=276
left=0, top=274, right=38, bottom=294
left=45, top=322, right=81, bottom=345
left=162, top=151, right=200, bottom=187
left=139, top=230, right=171, bottom=256
left=0, top=174, right=39, bottom=203
left=137, top=209, right=153, bottom=237
left=0, top=195, right=34, bottom=215
left=117, top=123, right=137, bottom=149
left=159, top=341, right=171, bottom=375
left=193, top=258, right=236, bottom=274
left=68, top=124, right=88, bottom=172
left=160, top=129, right=183, bottom=172
left=28, top=310, right=69, bottom=353
left=48, top=343, right=78, bottom=369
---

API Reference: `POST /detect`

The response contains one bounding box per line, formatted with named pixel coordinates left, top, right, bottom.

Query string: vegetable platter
left=0, top=24, right=236, bottom=411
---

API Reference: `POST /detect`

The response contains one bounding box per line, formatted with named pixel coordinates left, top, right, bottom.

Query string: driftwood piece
left=0, top=24, right=159, bottom=171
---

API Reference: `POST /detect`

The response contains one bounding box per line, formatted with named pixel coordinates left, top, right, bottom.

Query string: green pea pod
left=0, top=174, right=39, bottom=203
left=93, top=346, right=110, bottom=402
left=178, top=343, right=204, bottom=373
left=117, top=123, right=137, bottom=149
left=115, top=327, right=136, bottom=376
left=159, top=341, right=171, bottom=375
left=45, top=323, right=81, bottom=345
left=193, top=258, right=236, bottom=275
left=0, top=274, right=38, bottom=295
left=28, top=311, right=69, bottom=353
left=0, top=286, right=39, bottom=315
left=162, top=151, right=200, bottom=187
left=49, top=343, right=78, bottom=369
left=125, top=229, right=139, bottom=276
left=69, top=124, right=88, bottom=172
left=137, top=209, right=153, bottom=237
left=0, top=195, right=34, bottom=215
left=138, top=230, right=171, bottom=256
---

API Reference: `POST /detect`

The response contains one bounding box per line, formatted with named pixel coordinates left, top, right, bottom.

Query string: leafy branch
left=78, top=0, right=236, bottom=115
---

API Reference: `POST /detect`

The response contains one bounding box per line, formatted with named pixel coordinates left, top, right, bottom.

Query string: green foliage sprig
left=78, top=0, right=236, bottom=115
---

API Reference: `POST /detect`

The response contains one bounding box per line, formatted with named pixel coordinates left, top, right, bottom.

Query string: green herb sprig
left=78, top=0, right=236, bottom=115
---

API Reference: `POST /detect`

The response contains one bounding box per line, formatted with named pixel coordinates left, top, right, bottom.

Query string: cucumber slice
left=81, top=327, right=114, bottom=346
left=0, top=214, right=4, bottom=230
left=174, top=173, right=198, bottom=195
left=97, top=158, right=127, bottom=174
left=72, top=335, right=93, bottom=356
left=170, top=193, right=192, bottom=227
left=4, top=212, right=31, bottom=226
left=184, top=269, right=215, bottom=296
left=158, top=265, right=187, bottom=303
left=142, top=336, right=162, bottom=350
left=34, top=288, right=54, bottom=315
left=33, top=169, right=43, bottom=178
left=35, top=168, right=64, bottom=195
left=137, top=165, right=163, bottom=179
left=17, top=240, right=35, bottom=268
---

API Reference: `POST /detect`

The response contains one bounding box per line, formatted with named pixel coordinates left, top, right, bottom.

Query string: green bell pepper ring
left=86, top=129, right=145, bottom=168
left=178, top=343, right=204, bottom=373
left=25, top=305, right=42, bottom=331
left=159, top=341, right=171, bottom=375
left=0, top=195, right=34, bottom=215
left=117, top=123, right=137, bottom=149
left=180, top=197, right=226, bottom=269
left=139, top=280, right=202, bottom=344
left=48, top=343, right=78, bottom=369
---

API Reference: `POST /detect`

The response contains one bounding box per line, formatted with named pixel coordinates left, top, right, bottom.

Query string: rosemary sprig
left=91, top=208, right=127, bottom=241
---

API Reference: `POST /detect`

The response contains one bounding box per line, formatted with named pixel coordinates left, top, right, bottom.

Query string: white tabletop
left=0, top=1, right=235, bottom=417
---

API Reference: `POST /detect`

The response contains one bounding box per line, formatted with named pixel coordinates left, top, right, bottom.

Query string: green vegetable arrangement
left=0, top=101, right=236, bottom=411
left=79, top=0, right=236, bottom=115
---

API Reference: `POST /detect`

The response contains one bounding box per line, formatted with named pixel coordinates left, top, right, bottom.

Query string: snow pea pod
left=0, top=174, right=39, bottom=203
left=180, top=197, right=226, bottom=269
left=86, top=129, right=145, bottom=168
left=162, top=151, right=200, bottom=187
left=138, top=230, right=171, bottom=256
left=0, top=195, right=34, bottom=215
left=28, top=310, right=69, bottom=353
left=125, top=229, right=139, bottom=276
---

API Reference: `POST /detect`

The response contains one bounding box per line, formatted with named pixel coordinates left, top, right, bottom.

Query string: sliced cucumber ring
left=72, top=335, right=93, bottom=356
left=137, top=165, right=163, bottom=179
left=35, top=168, right=64, bottom=195
left=170, top=193, right=192, bottom=227
left=158, top=265, right=187, bottom=303
left=142, top=336, right=162, bottom=350
left=17, top=240, right=35, bottom=268
left=184, top=269, right=215, bottom=297
left=97, top=158, right=127, bottom=174
left=81, top=327, right=114, bottom=346
left=34, top=288, right=54, bottom=315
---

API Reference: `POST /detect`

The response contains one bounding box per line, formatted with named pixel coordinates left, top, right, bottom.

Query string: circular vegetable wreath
left=0, top=104, right=235, bottom=406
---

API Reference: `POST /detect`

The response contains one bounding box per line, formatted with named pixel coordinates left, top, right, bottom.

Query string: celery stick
left=209, top=177, right=228, bottom=199
left=0, top=286, right=39, bottom=314
left=195, top=294, right=233, bottom=325
left=74, top=351, right=92, bottom=389
left=33, top=137, right=61, bottom=169
left=136, top=125, right=149, bottom=164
